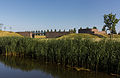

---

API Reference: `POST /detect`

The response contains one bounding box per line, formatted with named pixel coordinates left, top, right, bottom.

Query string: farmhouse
left=78, top=29, right=106, bottom=34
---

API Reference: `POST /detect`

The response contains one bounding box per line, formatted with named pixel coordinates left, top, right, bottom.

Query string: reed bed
left=0, top=36, right=120, bottom=74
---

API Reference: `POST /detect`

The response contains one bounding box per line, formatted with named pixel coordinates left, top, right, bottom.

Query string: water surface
left=0, top=56, right=115, bottom=78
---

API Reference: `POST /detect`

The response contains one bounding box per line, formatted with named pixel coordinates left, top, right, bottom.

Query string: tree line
left=26, top=28, right=76, bottom=36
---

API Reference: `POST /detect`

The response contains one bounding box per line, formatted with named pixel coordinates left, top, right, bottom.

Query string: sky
left=0, top=0, right=120, bottom=32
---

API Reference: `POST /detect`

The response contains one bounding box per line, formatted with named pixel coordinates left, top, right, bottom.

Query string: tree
left=38, top=30, right=40, bottom=35
left=86, top=27, right=90, bottom=29
left=73, top=28, right=76, bottom=33
left=80, top=27, right=82, bottom=29
left=102, top=25, right=106, bottom=31
left=36, top=30, right=38, bottom=35
left=44, top=30, right=46, bottom=35
left=51, top=29, right=53, bottom=32
left=93, top=26, right=97, bottom=29
left=104, top=13, right=120, bottom=38
left=47, top=30, right=49, bottom=32
left=41, top=30, right=43, bottom=33
left=69, top=29, right=74, bottom=33
left=59, top=29, right=61, bottom=32
left=63, top=29, right=65, bottom=32
left=54, top=29, right=57, bottom=32
left=41, top=30, right=43, bottom=35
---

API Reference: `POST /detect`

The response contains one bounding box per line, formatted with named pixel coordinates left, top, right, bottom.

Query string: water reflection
left=0, top=56, right=115, bottom=78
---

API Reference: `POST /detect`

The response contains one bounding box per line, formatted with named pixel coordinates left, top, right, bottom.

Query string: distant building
left=46, top=32, right=70, bottom=38
left=78, top=29, right=106, bottom=34
left=16, top=32, right=34, bottom=38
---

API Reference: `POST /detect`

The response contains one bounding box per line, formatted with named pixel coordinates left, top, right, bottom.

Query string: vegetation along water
left=0, top=36, right=120, bottom=76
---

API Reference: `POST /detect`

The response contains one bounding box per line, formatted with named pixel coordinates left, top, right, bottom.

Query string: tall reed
left=0, top=36, right=120, bottom=74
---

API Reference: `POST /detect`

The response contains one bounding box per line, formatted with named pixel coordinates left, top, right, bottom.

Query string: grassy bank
left=58, top=33, right=99, bottom=39
left=57, top=33, right=120, bottom=39
left=0, top=31, right=22, bottom=37
left=0, top=37, right=120, bottom=74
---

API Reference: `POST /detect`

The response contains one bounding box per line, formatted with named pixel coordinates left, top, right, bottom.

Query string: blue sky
left=0, top=0, right=120, bottom=32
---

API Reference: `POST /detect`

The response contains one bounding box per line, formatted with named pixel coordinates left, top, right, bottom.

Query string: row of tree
left=79, top=26, right=98, bottom=30
left=46, top=29, right=76, bottom=33
left=26, top=28, right=77, bottom=35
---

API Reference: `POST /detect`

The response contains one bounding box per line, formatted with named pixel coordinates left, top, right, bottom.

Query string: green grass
left=57, top=33, right=99, bottom=39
